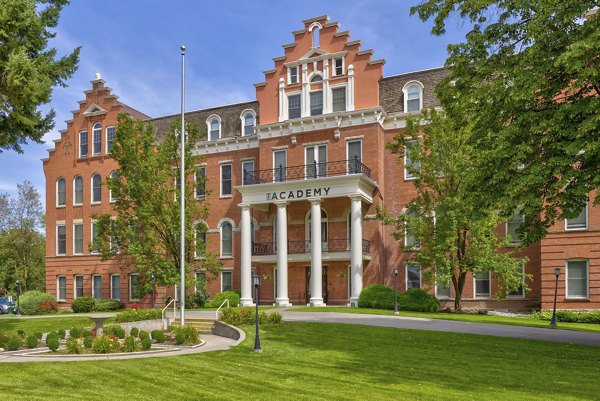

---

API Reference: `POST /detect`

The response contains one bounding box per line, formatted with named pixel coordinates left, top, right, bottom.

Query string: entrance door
left=305, top=266, right=328, bottom=304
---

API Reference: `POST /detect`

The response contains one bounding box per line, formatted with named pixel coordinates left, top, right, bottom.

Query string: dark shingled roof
left=380, top=67, right=449, bottom=114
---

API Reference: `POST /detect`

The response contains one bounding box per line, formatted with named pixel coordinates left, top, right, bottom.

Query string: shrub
left=81, top=329, right=91, bottom=338
left=66, top=337, right=83, bottom=354
left=36, top=300, right=58, bottom=314
left=532, top=310, right=600, bottom=324
left=70, top=327, right=82, bottom=338
left=17, top=329, right=26, bottom=337
left=268, top=312, right=283, bottom=324
left=25, top=334, right=38, bottom=349
left=171, top=326, right=199, bottom=345
left=138, top=330, right=150, bottom=342
left=7, top=334, right=22, bottom=351
left=185, top=289, right=210, bottom=309
left=104, top=325, right=126, bottom=339
left=123, top=335, right=137, bottom=352
left=152, top=330, right=167, bottom=343
left=19, top=291, right=56, bottom=315
left=358, top=285, right=395, bottom=309
left=398, top=288, right=440, bottom=313
left=0, top=332, right=9, bottom=348
left=94, top=299, right=123, bottom=311
left=57, top=329, right=66, bottom=339
left=92, top=335, right=114, bottom=354
left=174, top=331, right=186, bottom=345
left=46, top=332, right=59, bottom=351
left=72, top=296, right=96, bottom=313
left=219, top=308, right=283, bottom=326
left=83, top=335, right=94, bottom=349
left=35, top=332, right=43, bottom=340
left=208, top=291, right=240, bottom=308
left=114, top=308, right=161, bottom=323
left=130, top=327, right=139, bottom=337
left=141, top=336, right=152, bottom=351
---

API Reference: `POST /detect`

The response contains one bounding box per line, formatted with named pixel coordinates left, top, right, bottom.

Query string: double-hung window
left=310, top=91, right=323, bottom=116
left=221, top=222, right=233, bottom=257
left=566, top=260, right=588, bottom=299
left=506, top=210, right=524, bottom=244
left=57, top=276, right=66, bottom=302
left=195, top=222, right=207, bottom=258
left=92, top=123, right=102, bottom=155
left=106, top=126, right=116, bottom=154
left=209, top=118, right=220, bottom=141
left=306, top=144, right=327, bottom=178
left=404, top=139, right=420, bottom=180
left=347, top=140, right=362, bottom=174
left=110, top=274, right=121, bottom=300
left=273, top=150, right=287, bottom=182
left=73, top=223, right=83, bottom=255
left=74, top=275, right=84, bottom=298
left=474, top=271, right=491, bottom=298
left=92, top=173, right=102, bottom=203
left=56, top=225, right=66, bottom=256
left=195, top=166, right=206, bottom=199
left=566, top=204, right=587, bottom=230
left=406, top=265, right=421, bottom=289
left=242, top=160, right=255, bottom=185
left=79, top=131, right=88, bottom=158
left=332, top=87, right=346, bottom=112
left=220, top=163, right=232, bottom=197
left=405, top=84, right=422, bottom=112
left=243, top=113, right=255, bottom=136
left=289, top=66, right=298, bottom=84
left=288, top=94, right=301, bottom=119
left=221, top=271, right=233, bottom=292
left=57, top=178, right=66, bottom=206
left=73, top=176, right=83, bottom=205
left=333, top=58, right=343, bottom=76
left=129, top=273, right=139, bottom=301
left=92, top=275, right=102, bottom=299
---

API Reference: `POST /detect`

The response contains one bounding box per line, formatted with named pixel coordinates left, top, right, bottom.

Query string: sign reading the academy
left=266, top=187, right=331, bottom=201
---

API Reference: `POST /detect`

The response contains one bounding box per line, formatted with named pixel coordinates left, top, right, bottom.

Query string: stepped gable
left=380, top=67, right=449, bottom=115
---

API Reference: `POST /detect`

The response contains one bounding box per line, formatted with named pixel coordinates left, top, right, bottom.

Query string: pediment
left=82, top=103, right=107, bottom=117
left=300, top=48, right=328, bottom=60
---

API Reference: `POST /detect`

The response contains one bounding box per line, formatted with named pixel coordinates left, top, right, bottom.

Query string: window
left=73, top=176, right=83, bottom=205
left=306, top=144, right=327, bottom=178
left=242, top=160, right=255, bottom=185
left=109, top=220, right=119, bottom=253
left=92, top=173, right=102, bottom=203
left=436, top=282, right=451, bottom=299
left=333, top=58, right=344, bottom=76
left=404, top=139, right=420, bottom=180
left=220, top=163, right=232, bottom=197
left=56, top=225, right=66, bottom=255
left=243, top=113, right=255, bottom=136
left=566, top=260, right=588, bottom=299
left=195, top=271, right=206, bottom=293
left=404, top=83, right=423, bottom=112
left=129, top=273, right=139, bottom=301
left=221, top=221, right=233, bottom=257
left=221, top=270, right=233, bottom=291
left=347, top=140, right=362, bottom=174
left=332, top=87, right=346, bottom=112
left=74, top=275, right=84, bottom=298
left=289, top=66, right=298, bottom=84
left=310, top=91, right=323, bottom=116
left=106, top=126, right=115, bottom=154
left=195, top=222, right=207, bottom=258
left=57, top=178, right=66, bottom=206
left=109, top=171, right=118, bottom=202
left=110, top=274, right=121, bottom=300
left=310, top=75, right=323, bottom=83
left=79, top=131, right=88, bottom=158
left=73, top=223, right=83, bottom=255
left=406, top=265, right=421, bottom=289
left=288, top=94, right=301, bottom=119
left=91, top=222, right=99, bottom=254
left=209, top=117, right=220, bottom=141
left=474, top=271, right=491, bottom=298
left=404, top=210, right=419, bottom=249
left=273, top=149, right=287, bottom=182
left=195, top=166, right=206, bottom=198
left=508, top=265, right=525, bottom=297
left=566, top=204, right=587, bottom=230
left=506, top=210, right=524, bottom=244
left=92, top=275, right=102, bottom=300
left=57, top=276, right=66, bottom=302
left=92, top=123, right=102, bottom=155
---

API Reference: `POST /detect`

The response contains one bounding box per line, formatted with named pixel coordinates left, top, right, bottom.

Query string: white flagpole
left=179, top=45, right=186, bottom=326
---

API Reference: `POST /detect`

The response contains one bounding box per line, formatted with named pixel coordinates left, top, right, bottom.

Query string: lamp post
left=15, top=278, right=21, bottom=316
left=393, top=268, right=399, bottom=315
left=151, top=272, right=155, bottom=309
left=253, top=274, right=262, bottom=352
left=179, top=44, right=186, bottom=326
left=549, top=267, right=561, bottom=328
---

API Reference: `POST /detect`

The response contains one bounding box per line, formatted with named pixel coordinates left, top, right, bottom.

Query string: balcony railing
left=252, top=238, right=370, bottom=256
left=243, top=157, right=371, bottom=185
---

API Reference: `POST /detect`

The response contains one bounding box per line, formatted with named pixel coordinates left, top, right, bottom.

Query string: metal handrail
left=162, top=298, right=176, bottom=322
left=252, top=238, right=371, bottom=255
left=215, top=299, right=230, bottom=320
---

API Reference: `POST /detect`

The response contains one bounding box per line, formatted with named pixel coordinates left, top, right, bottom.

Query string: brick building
left=43, top=16, right=600, bottom=311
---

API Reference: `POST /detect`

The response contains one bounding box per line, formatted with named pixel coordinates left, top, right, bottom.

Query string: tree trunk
left=452, top=272, right=467, bottom=311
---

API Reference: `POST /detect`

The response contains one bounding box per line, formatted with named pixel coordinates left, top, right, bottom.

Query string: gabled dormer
left=255, top=15, right=385, bottom=124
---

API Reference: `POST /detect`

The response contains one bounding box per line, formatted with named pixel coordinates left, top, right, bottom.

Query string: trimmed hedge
left=219, top=308, right=283, bottom=326
left=71, top=296, right=96, bottom=313
left=207, top=291, right=240, bottom=308
left=358, top=285, right=395, bottom=309
left=532, top=310, right=600, bottom=324
left=114, top=308, right=161, bottom=323
left=398, top=288, right=440, bottom=312
left=19, top=291, right=57, bottom=315
left=94, top=299, right=124, bottom=311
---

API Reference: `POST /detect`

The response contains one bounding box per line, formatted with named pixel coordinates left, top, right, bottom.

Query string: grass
left=288, top=307, right=600, bottom=333
left=0, top=317, right=94, bottom=334
left=1, top=322, right=599, bottom=400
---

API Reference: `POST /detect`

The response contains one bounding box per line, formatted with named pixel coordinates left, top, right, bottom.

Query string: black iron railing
left=243, top=157, right=371, bottom=185
left=252, top=238, right=370, bottom=256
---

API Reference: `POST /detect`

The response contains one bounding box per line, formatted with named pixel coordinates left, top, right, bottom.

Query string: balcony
left=244, top=157, right=371, bottom=185
left=251, top=238, right=371, bottom=263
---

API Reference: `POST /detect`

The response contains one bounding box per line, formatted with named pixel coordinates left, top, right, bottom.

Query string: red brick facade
left=43, top=16, right=600, bottom=311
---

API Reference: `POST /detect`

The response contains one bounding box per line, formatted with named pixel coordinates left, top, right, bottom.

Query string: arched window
left=73, top=176, right=83, bottom=205
left=109, top=171, right=118, bottom=202
left=92, top=123, right=102, bottom=155
left=308, top=21, right=321, bottom=48
left=310, top=74, right=323, bottom=83
left=195, top=222, right=208, bottom=258
left=56, top=178, right=66, bottom=206
left=403, top=81, right=424, bottom=113
left=243, top=112, right=255, bottom=136
left=91, top=173, right=102, bottom=203
left=207, top=116, right=221, bottom=141
left=221, top=221, right=233, bottom=257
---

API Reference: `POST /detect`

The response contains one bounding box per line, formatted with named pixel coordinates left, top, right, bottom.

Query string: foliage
left=46, top=332, right=59, bottom=351
left=129, top=327, right=139, bottom=337
left=379, top=110, right=525, bottom=310
left=185, top=289, right=210, bottom=309
left=57, top=329, right=65, bottom=339
left=104, top=325, right=125, bottom=339
left=114, top=308, right=161, bottom=323
left=398, top=288, right=440, bottom=313
left=138, top=330, right=150, bottom=342
left=151, top=330, right=166, bottom=343
left=358, top=285, right=395, bottom=309
left=66, top=337, right=83, bottom=354
left=208, top=291, right=240, bottom=308
left=411, top=1, right=600, bottom=245
left=69, top=327, right=82, bottom=338
left=34, top=331, right=42, bottom=339
left=91, top=335, right=112, bottom=354
left=25, top=333, right=38, bottom=348
left=83, top=335, right=93, bottom=349
left=174, top=331, right=185, bottom=345
left=123, top=335, right=137, bottom=352
left=0, top=181, right=46, bottom=296
left=171, top=325, right=200, bottom=345
left=6, top=334, right=22, bottom=350
left=0, top=332, right=9, bottom=348
left=36, top=300, right=58, bottom=314
left=532, top=310, right=600, bottom=324
left=219, top=307, right=283, bottom=326
left=89, top=114, right=221, bottom=294
left=140, top=336, right=152, bottom=351
left=71, top=296, right=96, bottom=313
left=18, top=291, right=56, bottom=315
left=94, top=299, right=123, bottom=312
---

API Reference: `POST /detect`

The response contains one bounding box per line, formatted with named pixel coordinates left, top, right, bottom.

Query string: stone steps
left=171, top=318, right=215, bottom=333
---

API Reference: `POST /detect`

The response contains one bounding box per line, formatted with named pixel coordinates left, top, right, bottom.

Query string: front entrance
left=305, top=266, right=328, bottom=304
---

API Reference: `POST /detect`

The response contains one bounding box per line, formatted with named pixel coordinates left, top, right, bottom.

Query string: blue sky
left=0, top=0, right=468, bottom=204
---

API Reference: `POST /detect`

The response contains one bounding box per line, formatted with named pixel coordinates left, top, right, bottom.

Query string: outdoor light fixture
left=253, top=274, right=262, bottom=352
left=549, top=267, right=561, bottom=328
left=151, top=272, right=155, bottom=309
left=393, top=268, right=399, bottom=315
left=15, top=278, right=21, bottom=316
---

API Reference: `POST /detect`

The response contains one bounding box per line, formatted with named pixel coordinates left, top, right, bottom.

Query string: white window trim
left=110, top=273, right=121, bottom=301
left=435, top=282, right=452, bottom=299
left=219, top=219, right=234, bottom=258
left=194, top=165, right=206, bottom=199
left=73, top=176, right=83, bottom=206
left=91, top=173, right=101, bottom=204
left=92, top=122, right=102, bottom=156
left=240, top=109, right=256, bottom=137
left=346, top=139, right=362, bottom=175
left=105, top=126, right=116, bottom=155
left=57, top=275, right=66, bottom=302
left=221, top=270, right=233, bottom=292
left=273, top=149, right=287, bottom=183
left=73, top=223, right=84, bottom=255
left=288, top=65, right=299, bottom=85
left=473, top=271, right=492, bottom=299
left=194, top=221, right=208, bottom=259
left=56, top=177, right=66, bottom=208
left=405, top=264, right=421, bottom=290
left=206, top=114, right=222, bottom=141
left=330, top=83, right=348, bottom=113
left=220, top=163, right=233, bottom=198
left=56, top=224, right=66, bottom=256
left=285, top=90, right=302, bottom=121
left=402, top=80, right=424, bottom=113
left=304, top=143, right=327, bottom=179
left=505, top=213, right=525, bottom=245
left=242, top=160, right=255, bottom=186
left=195, top=271, right=206, bottom=293
left=566, top=259, right=589, bottom=300
left=79, top=131, right=88, bottom=158
left=565, top=203, right=588, bottom=231
left=92, top=274, right=102, bottom=299
left=332, top=56, right=345, bottom=77
left=404, top=139, right=419, bottom=180
left=109, top=171, right=117, bottom=203
left=507, top=264, right=525, bottom=299
left=74, top=274, right=84, bottom=299
left=90, top=221, right=99, bottom=255
left=129, top=273, right=140, bottom=301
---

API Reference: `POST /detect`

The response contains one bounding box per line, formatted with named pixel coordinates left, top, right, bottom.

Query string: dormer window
left=289, top=66, right=298, bottom=85
left=207, top=116, right=221, bottom=141
left=403, top=81, right=424, bottom=113
left=240, top=110, right=256, bottom=136
left=333, top=58, right=344, bottom=76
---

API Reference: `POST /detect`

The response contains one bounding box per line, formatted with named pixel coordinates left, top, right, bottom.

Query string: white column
left=278, top=78, right=285, bottom=122
left=239, top=204, right=253, bottom=306
left=301, top=63, right=309, bottom=118
left=349, top=195, right=363, bottom=306
left=310, top=198, right=324, bottom=306
left=275, top=201, right=290, bottom=306
left=347, top=64, right=355, bottom=112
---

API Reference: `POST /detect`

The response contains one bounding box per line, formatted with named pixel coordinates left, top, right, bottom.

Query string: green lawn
left=2, top=322, right=600, bottom=400
left=289, top=306, right=600, bottom=333
left=0, top=317, right=94, bottom=334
